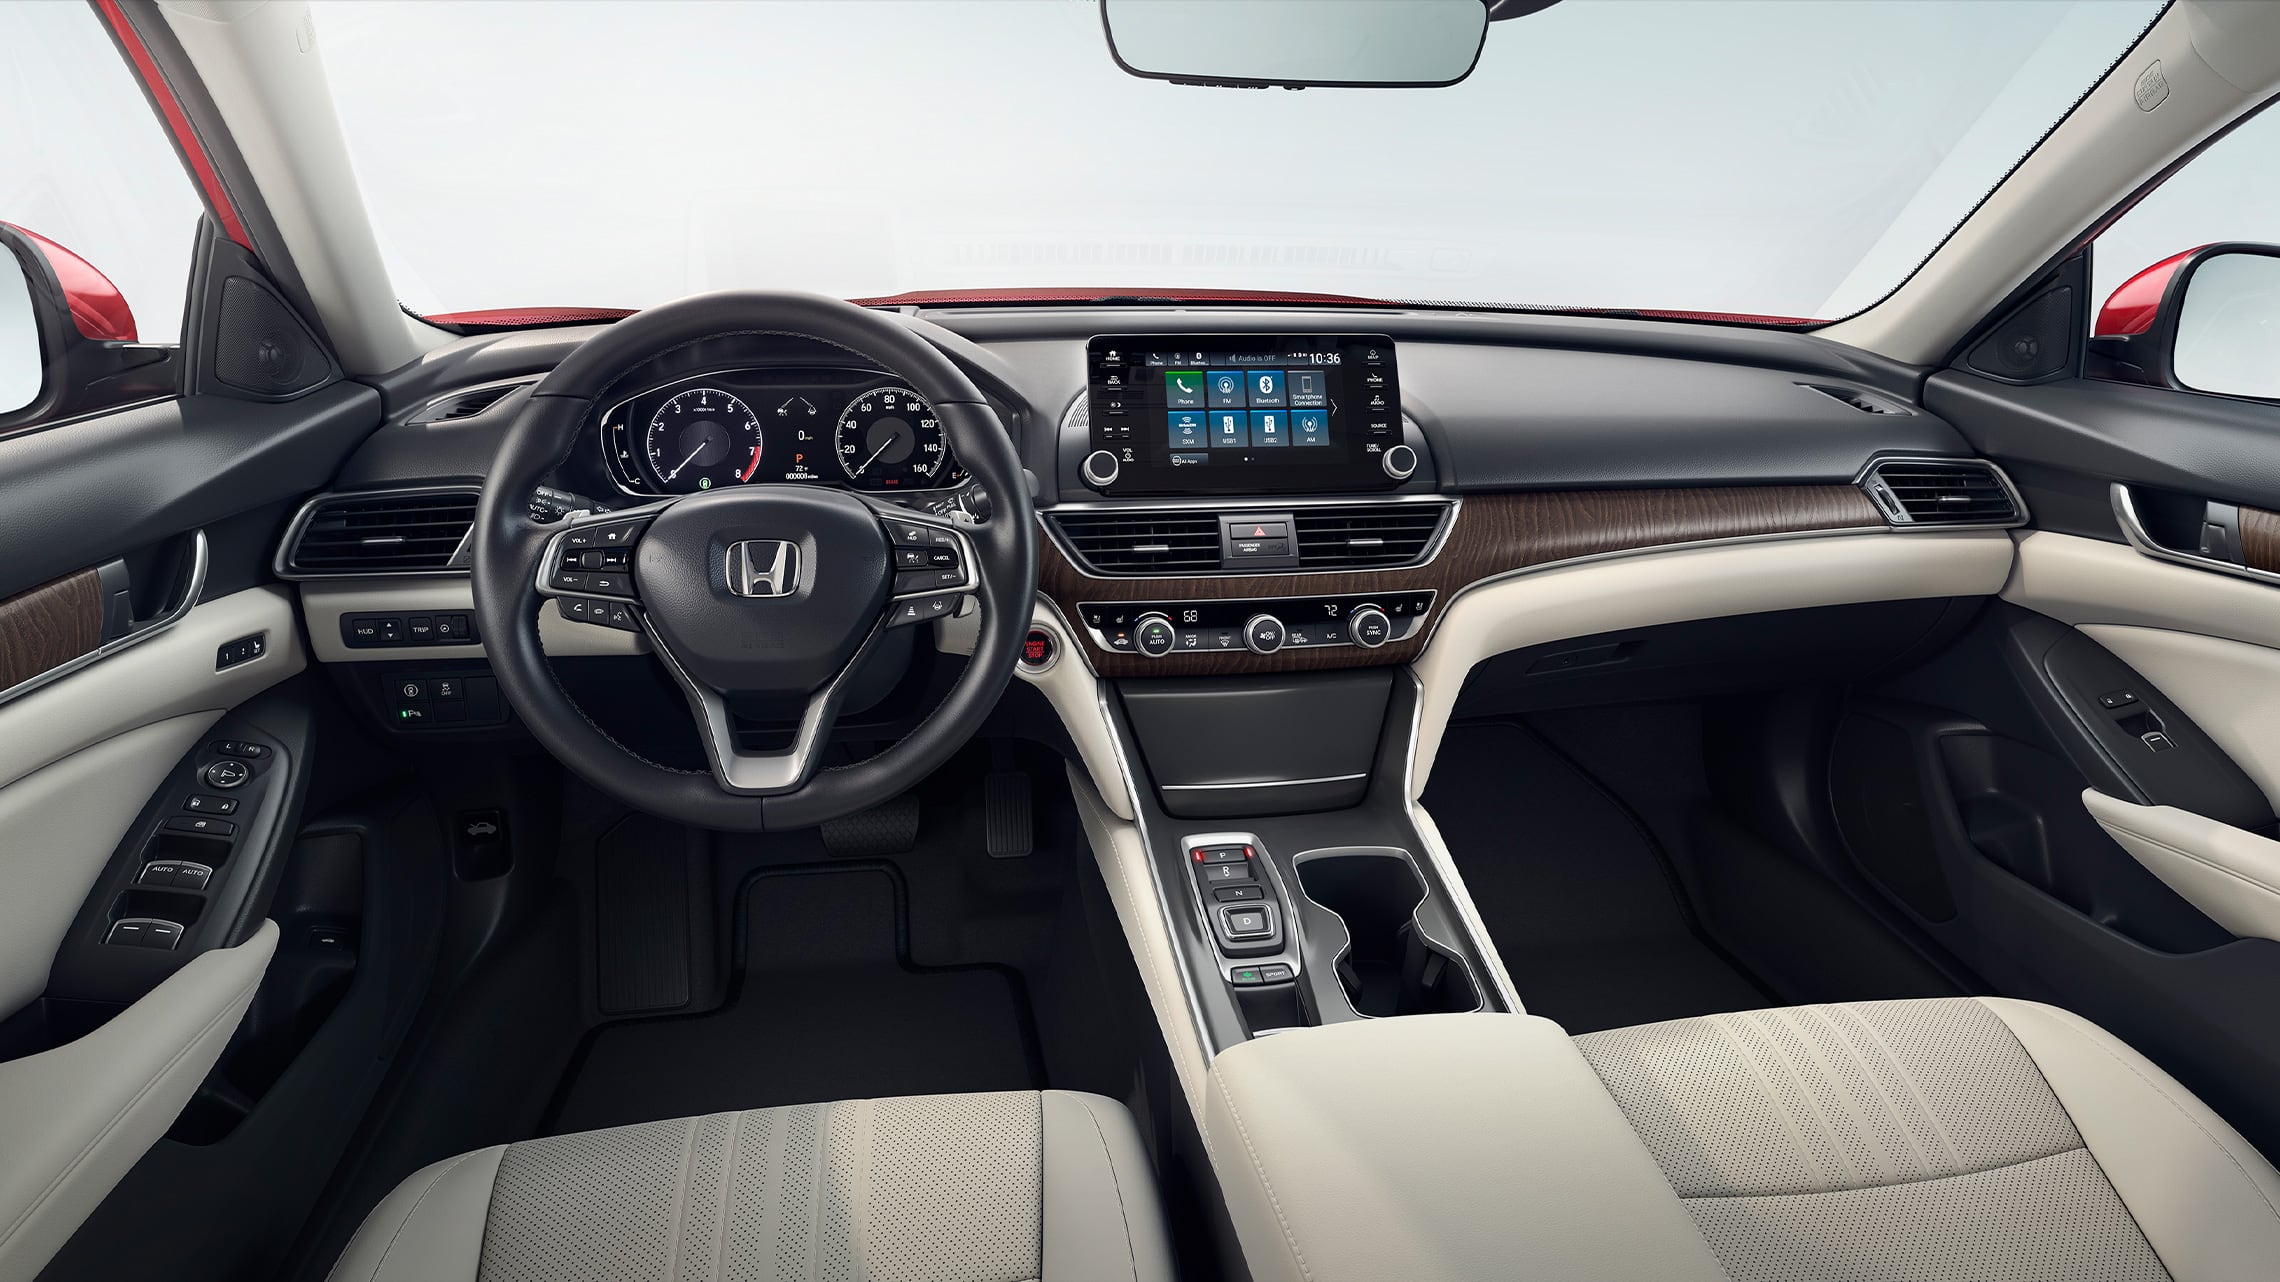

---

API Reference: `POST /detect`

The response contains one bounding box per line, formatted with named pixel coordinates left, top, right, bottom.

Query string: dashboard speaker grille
left=283, top=489, right=480, bottom=575
left=1049, top=511, right=1223, bottom=573
left=1862, top=460, right=2022, bottom=526
left=1293, top=504, right=1448, bottom=568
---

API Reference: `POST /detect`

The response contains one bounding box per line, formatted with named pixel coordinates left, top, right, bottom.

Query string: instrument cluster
left=598, top=366, right=967, bottom=496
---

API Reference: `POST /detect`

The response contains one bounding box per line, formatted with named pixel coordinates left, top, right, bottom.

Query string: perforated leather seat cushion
left=328, top=1090, right=1174, bottom=1282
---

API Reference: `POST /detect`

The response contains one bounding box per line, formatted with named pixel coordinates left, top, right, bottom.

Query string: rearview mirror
left=1100, top=0, right=1490, bottom=89
left=2173, top=248, right=2280, bottom=400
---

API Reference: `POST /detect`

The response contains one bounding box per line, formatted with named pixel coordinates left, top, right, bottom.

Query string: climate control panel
left=1078, top=590, right=1435, bottom=658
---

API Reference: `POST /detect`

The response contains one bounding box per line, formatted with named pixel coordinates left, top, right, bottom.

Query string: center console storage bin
left=1119, top=669, right=1391, bottom=817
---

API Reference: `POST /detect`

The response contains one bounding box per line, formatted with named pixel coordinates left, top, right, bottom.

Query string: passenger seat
left=327, top=1089, right=1173, bottom=1282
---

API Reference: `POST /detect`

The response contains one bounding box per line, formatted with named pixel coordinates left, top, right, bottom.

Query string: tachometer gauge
left=834, top=385, right=950, bottom=488
left=644, top=388, right=763, bottom=492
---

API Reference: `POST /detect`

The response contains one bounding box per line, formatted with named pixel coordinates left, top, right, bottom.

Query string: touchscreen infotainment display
left=1084, top=334, right=1400, bottom=494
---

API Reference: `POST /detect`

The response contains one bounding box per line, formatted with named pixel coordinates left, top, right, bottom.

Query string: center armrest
left=1203, top=1012, right=1726, bottom=1282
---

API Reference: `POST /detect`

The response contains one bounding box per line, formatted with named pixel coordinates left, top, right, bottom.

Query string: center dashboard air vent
left=1050, top=500, right=1452, bottom=575
left=278, top=487, right=480, bottom=577
left=1861, top=459, right=2024, bottom=527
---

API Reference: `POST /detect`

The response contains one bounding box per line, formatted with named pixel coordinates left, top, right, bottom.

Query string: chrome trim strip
left=1096, top=683, right=1223, bottom=1063
left=1287, top=842, right=1486, bottom=1020
left=1853, top=455, right=2030, bottom=530
left=1159, top=773, right=1368, bottom=791
left=1398, top=668, right=1524, bottom=1012
left=2111, top=481, right=2280, bottom=588
left=272, top=484, right=485, bottom=581
left=0, top=530, right=210, bottom=709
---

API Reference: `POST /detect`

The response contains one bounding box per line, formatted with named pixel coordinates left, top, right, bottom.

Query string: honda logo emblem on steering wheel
left=726, top=540, right=799, bottom=598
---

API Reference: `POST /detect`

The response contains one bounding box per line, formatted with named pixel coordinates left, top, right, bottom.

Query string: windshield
left=316, top=0, right=2163, bottom=324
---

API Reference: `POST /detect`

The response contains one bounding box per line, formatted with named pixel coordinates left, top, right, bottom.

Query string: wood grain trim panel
left=2239, top=506, right=2280, bottom=575
left=0, top=569, right=104, bottom=691
left=1040, top=486, right=1884, bottom=678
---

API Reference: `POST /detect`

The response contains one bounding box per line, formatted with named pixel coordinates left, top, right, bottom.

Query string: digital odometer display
left=1085, top=334, right=1400, bottom=495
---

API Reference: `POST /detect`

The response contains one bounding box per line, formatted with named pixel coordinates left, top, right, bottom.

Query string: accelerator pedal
left=985, top=772, right=1034, bottom=859
left=821, top=791, right=920, bottom=858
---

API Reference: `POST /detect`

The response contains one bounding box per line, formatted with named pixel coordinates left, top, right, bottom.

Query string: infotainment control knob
left=1243, top=614, right=1287, bottom=655
left=1381, top=443, right=1419, bottom=480
left=1349, top=605, right=1394, bottom=649
left=1134, top=613, right=1177, bottom=658
left=1081, top=449, right=1121, bottom=489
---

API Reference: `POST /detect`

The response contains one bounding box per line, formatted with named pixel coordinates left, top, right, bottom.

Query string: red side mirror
left=0, top=223, right=138, bottom=343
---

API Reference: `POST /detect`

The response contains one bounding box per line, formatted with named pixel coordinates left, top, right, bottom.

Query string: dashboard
left=595, top=365, right=968, bottom=497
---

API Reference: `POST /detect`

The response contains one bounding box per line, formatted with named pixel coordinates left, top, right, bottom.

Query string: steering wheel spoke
left=532, top=500, right=675, bottom=630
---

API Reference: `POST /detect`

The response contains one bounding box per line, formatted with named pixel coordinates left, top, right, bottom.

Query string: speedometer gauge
left=644, top=388, right=763, bottom=492
left=834, top=385, right=949, bottom=489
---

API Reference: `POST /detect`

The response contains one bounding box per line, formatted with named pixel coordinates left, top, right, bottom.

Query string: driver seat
left=327, top=1090, right=1174, bottom=1282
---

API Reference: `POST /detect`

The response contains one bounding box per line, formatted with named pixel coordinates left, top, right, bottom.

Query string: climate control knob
left=1134, top=613, right=1177, bottom=658
left=1082, top=449, right=1121, bottom=489
left=1349, top=604, right=1394, bottom=649
left=1243, top=613, right=1287, bottom=655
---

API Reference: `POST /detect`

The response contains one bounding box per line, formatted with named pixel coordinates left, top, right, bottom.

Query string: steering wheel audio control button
left=1134, top=613, right=1177, bottom=658
left=203, top=759, right=252, bottom=790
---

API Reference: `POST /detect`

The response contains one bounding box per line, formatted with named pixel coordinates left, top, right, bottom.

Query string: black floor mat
left=549, top=865, right=1039, bottom=1133
left=1425, top=720, right=1774, bottom=1033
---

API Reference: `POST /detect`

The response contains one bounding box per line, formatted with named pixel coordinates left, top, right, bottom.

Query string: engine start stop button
left=1019, top=627, right=1057, bottom=673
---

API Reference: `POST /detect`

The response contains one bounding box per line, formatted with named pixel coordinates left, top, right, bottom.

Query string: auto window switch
left=137, top=862, right=178, bottom=888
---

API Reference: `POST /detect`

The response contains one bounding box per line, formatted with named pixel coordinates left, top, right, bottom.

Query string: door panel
left=2078, top=624, right=2280, bottom=811
left=2086, top=791, right=2280, bottom=942
left=0, top=923, right=276, bottom=1279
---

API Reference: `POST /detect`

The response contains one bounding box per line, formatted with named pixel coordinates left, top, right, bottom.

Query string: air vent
left=1293, top=503, right=1449, bottom=569
left=415, top=382, right=527, bottom=424
left=1802, top=384, right=1910, bottom=415
left=1862, top=460, right=2023, bottom=527
left=1050, top=511, right=1223, bottom=573
left=281, top=489, right=479, bottom=576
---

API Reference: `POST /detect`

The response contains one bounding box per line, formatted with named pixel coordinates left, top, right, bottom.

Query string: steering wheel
left=470, top=292, right=1036, bottom=831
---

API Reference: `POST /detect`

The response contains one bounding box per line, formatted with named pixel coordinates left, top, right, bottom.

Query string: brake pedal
left=986, top=772, right=1033, bottom=859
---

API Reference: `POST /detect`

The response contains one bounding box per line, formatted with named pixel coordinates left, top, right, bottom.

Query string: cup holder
left=1294, top=850, right=1478, bottom=1018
